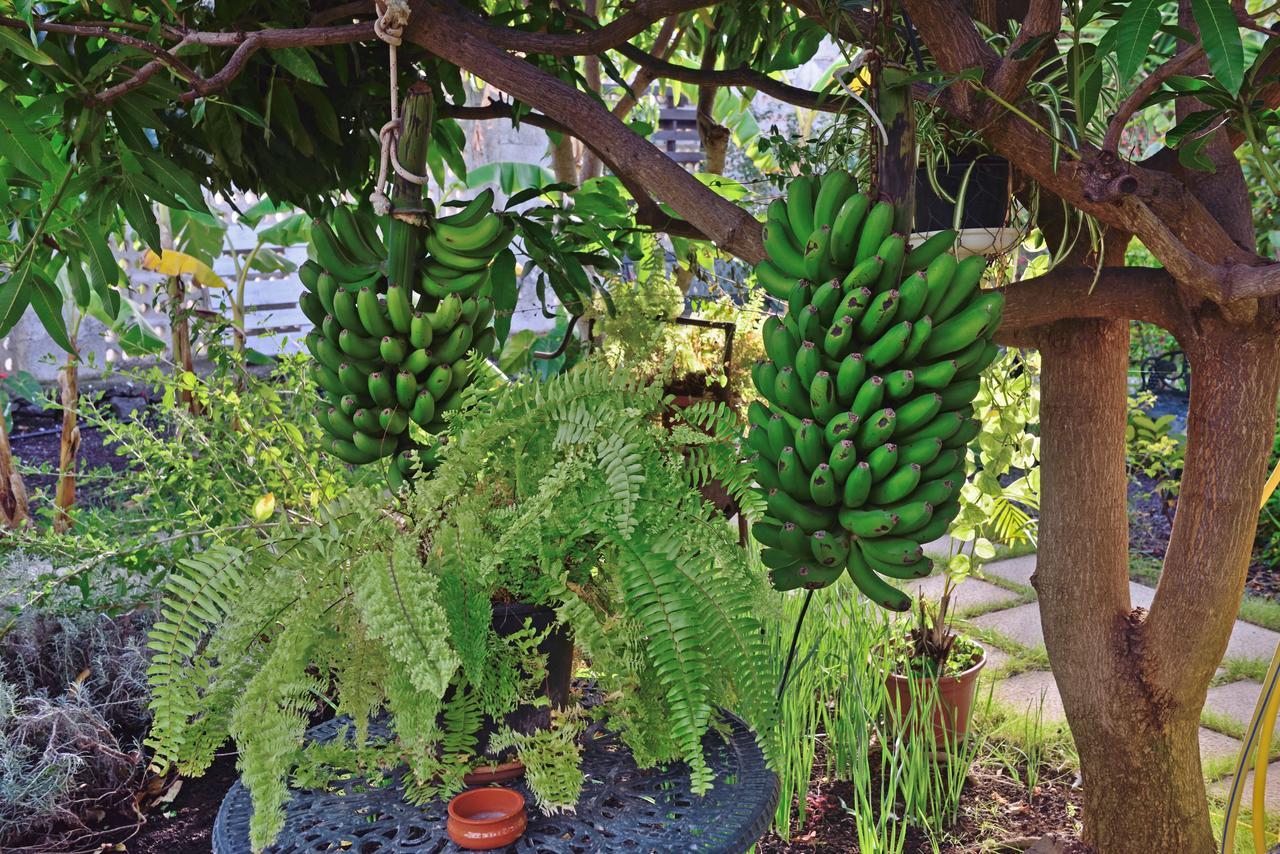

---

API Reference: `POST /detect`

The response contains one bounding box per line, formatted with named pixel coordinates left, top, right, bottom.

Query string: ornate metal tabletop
left=212, top=707, right=778, bottom=853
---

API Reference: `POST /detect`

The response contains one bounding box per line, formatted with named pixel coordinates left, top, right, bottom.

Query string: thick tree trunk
left=1037, top=312, right=1280, bottom=853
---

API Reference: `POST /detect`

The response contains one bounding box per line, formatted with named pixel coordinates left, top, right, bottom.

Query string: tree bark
left=1036, top=307, right=1280, bottom=853
left=1035, top=316, right=1212, bottom=853
left=0, top=408, right=28, bottom=529
left=53, top=355, right=79, bottom=534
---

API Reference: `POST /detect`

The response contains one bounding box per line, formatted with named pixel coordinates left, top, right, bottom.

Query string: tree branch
left=995, top=266, right=1185, bottom=343
left=406, top=0, right=765, bottom=262
left=1102, top=43, right=1204, bottom=153
left=436, top=0, right=715, bottom=57
left=614, top=43, right=855, bottom=112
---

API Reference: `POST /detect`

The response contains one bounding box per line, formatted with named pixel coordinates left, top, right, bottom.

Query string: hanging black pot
left=914, top=154, right=1011, bottom=233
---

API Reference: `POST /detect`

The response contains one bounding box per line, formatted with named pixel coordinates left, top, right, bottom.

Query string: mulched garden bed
left=757, top=755, right=1089, bottom=854
left=1129, top=474, right=1276, bottom=598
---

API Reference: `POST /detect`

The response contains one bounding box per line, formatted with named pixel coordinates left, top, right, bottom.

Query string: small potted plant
left=915, top=140, right=1018, bottom=258
left=883, top=586, right=986, bottom=746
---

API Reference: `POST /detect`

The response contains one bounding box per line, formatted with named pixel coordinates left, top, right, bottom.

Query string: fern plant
left=145, top=359, right=772, bottom=849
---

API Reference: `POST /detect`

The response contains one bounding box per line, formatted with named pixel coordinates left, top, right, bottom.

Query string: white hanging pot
left=912, top=226, right=1023, bottom=259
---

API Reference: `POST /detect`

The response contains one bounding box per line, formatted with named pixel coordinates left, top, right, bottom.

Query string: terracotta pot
left=447, top=788, right=527, bottom=850
left=463, top=758, right=526, bottom=786
left=885, top=650, right=986, bottom=746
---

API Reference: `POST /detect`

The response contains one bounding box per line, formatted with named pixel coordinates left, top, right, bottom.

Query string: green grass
left=1217, top=657, right=1272, bottom=685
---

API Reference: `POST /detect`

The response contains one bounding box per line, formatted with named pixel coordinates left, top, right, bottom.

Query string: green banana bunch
left=300, top=191, right=509, bottom=489
left=750, top=173, right=1004, bottom=610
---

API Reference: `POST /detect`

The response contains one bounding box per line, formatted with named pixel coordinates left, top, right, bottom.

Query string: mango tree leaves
left=1192, top=0, right=1244, bottom=95
left=0, top=94, right=49, bottom=180
left=28, top=268, right=74, bottom=353
left=1108, top=0, right=1166, bottom=83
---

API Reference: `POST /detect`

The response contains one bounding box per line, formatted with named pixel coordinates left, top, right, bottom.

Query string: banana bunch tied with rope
left=298, top=188, right=511, bottom=488
left=747, top=172, right=1004, bottom=611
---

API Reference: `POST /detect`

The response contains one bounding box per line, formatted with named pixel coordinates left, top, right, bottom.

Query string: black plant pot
left=914, top=155, right=1011, bottom=233
left=489, top=600, right=574, bottom=736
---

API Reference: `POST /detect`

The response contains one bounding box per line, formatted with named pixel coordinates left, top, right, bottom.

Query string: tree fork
left=1035, top=316, right=1216, bottom=853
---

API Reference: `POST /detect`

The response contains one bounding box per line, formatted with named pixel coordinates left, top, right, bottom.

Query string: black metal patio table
left=212, top=706, right=778, bottom=853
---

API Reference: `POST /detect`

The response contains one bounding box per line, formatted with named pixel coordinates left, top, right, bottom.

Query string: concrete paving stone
left=982, top=554, right=1037, bottom=588
left=1128, top=581, right=1155, bottom=609
left=993, top=670, right=1065, bottom=722
left=971, top=602, right=1045, bottom=651
left=977, top=641, right=1011, bottom=674
left=898, top=574, right=1022, bottom=615
left=922, top=534, right=959, bottom=556
left=1199, top=728, right=1245, bottom=764
left=1205, top=680, right=1275, bottom=733
left=1209, top=761, right=1280, bottom=812
left=1227, top=620, right=1280, bottom=662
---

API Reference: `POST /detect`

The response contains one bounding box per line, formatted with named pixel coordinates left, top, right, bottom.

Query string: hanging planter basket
left=914, top=154, right=1019, bottom=258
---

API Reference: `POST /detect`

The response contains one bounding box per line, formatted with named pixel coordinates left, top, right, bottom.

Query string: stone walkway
left=926, top=543, right=1280, bottom=809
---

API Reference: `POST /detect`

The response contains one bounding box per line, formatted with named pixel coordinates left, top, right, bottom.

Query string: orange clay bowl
left=446, top=788, right=527, bottom=850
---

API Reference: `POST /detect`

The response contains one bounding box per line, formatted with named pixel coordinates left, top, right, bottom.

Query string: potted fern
left=144, top=359, right=772, bottom=849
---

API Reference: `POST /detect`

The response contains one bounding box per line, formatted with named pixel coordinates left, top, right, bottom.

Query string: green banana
left=368, top=371, right=395, bottom=407
left=813, top=171, right=855, bottom=229
left=379, top=407, right=409, bottom=435
left=866, top=443, right=899, bottom=482
left=765, top=204, right=807, bottom=278
left=838, top=507, right=898, bottom=538
left=809, top=530, right=850, bottom=568
left=845, top=547, right=911, bottom=611
left=955, top=341, right=1000, bottom=380
left=920, top=300, right=998, bottom=360
left=327, top=437, right=379, bottom=465
left=803, top=226, right=835, bottom=281
left=829, top=439, right=858, bottom=481
left=352, top=407, right=382, bottom=435
left=768, top=415, right=796, bottom=460
left=855, top=201, right=895, bottom=264
left=913, top=359, right=958, bottom=390
left=299, top=291, right=326, bottom=327
left=841, top=461, right=873, bottom=508
left=894, top=393, right=944, bottom=436
left=762, top=316, right=799, bottom=371
left=938, top=378, right=982, bottom=412
left=920, top=447, right=962, bottom=480
left=809, top=371, right=841, bottom=427
left=809, top=464, right=839, bottom=507
left=315, top=272, right=339, bottom=316
left=896, top=410, right=966, bottom=446
left=942, top=417, right=981, bottom=450
left=339, top=362, right=371, bottom=396
left=920, top=253, right=958, bottom=319
left=822, top=316, right=855, bottom=360
left=933, top=254, right=988, bottom=322
left=829, top=193, right=871, bottom=269
left=859, top=535, right=924, bottom=567
left=810, top=279, right=843, bottom=324
left=883, top=369, right=915, bottom=401
left=836, top=353, right=868, bottom=404
left=432, top=324, right=474, bottom=364
left=395, top=371, right=419, bottom=410
left=436, top=188, right=496, bottom=228
left=857, top=407, right=897, bottom=451
left=385, top=285, right=414, bottom=335
left=778, top=446, right=809, bottom=499
left=899, top=316, right=933, bottom=364
left=435, top=213, right=504, bottom=253
left=403, top=349, right=430, bottom=374
left=773, top=367, right=812, bottom=418
left=841, top=254, right=883, bottom=292
left=796, top=303, right=822, bottom=343
left=424, top=364, right=453, bottom=400
left=886, top=500, right=935, bottom=536
left=794, top=341, right=821, bottom=387
left=352, top=428, right=397, bottom=460
left=785, top=175, right=817, bottom=244
left=872, top=234, right=906, bottom=294
left=856, top=289, right=899, bottom=340
left=851, top=375, right=885, bottom=421
left=756, top=260, right=796, bottom=300
left=794, top=419, right=825, bottom=472
left=767, top=487, right=837, bottom=534
left=313, top=364, right=345, bottom=398
left=824, top=411, right=860, bottom=446
left=899, top=437, right=944, bottom=468
left=379, top=336, right=408, bottom=365
left=861, top=546, right=933, bottom=580
left=868, top=463, right=922, bottom=505
left=911, top=499, right=959, bottom=543
left=331, top=289, right=368, bottom=337
left=324, top=406, right=357, bottom=441
left=339, top=328, right=381, bottom=361
left=903, top=229, right=957, bottom=277
left=410, top=389, right=436, bottom=426
left=833, top=284, right=874, bottom=327
left=864, top=320, right=912, bottom=370
left=896, top=271, right=929, bottom=321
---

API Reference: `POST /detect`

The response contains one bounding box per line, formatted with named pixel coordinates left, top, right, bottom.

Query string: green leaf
left=1166, top=108, right=1221, bottom=148
left=0, top=94, right=49, bottom=180
left=1193, top=0, right=1244, bottom=95
left=1112, top=0, right=1166, bottom=82
left=490, top=248, right=518, bottom=345
left=0, top=29, right=54, bottom=65
left=29, top=270, right=74, bottom=353
left=0, top=263, right=35, bottom=340
left=467, top=161, right=554, bottom=194
left=73, top=219, right=122, bottom=291
left=269, top=48, right=326, bottom=86
left=119, top=178, right=162, bottom=253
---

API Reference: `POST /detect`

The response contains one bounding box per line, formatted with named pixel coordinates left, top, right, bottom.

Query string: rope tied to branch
left=370, top=0, right=428, bottom=216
